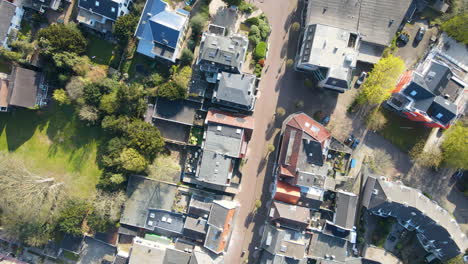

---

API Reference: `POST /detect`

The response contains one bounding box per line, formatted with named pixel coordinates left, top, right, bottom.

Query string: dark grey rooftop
left=183, top=216, right=207, bottom=241
left=196, top=150, right=234, bottom=187
left=121, top=176, right=178, bottom=229
left=152, top=118, right=191, bottom=143
left=145, top=209, right=184, bottom=235
left=9, top=67, right=41, bottom=108
left=0, top=0, right=16, bottom=45
left=213, top=72, right=256, bottom=111
left=153, top=97, right=202, bottom=125
left=260, top=251, right=308, bottom=264
left=198, top=33, right=248, bottom=72
left=204, top=123, right=244, bottom=157
left=78, top=236, right=116, bottom=264
left=164, top=247, right=192, bottom=264
left=204, top=200, right=237, bottom=254
left=188, top=195, right=213, bottom=218
left=306, top=0, right=412, bottom=46
left=78, top=0, right=121, bottom=21
left=362, top=175, right=468, bottom=261
left=334, top=191, right=358, bottom=230
left=308, top=231, right=350, bottom=262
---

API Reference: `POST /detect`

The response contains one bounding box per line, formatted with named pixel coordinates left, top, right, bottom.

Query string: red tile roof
left=274, top=180, right=300, bottom=205
left=206, top=109, right=254, bottom=131
left=285, top=113, right=330, bottom=144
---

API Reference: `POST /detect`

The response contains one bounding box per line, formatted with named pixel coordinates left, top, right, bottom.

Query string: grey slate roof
left=0, top=0, right=16, bottom=44
left=153, top=98, right=201, bottom=125
left=198, top=33, right=248, bottom=73
left=120, top=176, right=177, bottom=229
left=129, top=237, right=191, bottom=264
left=196, top=150, right=234, bottom=187
left=261, top=224, right=307, bottom=260
left=164, top=248, right=191, bottom=264
left=188, top=195, right=213, bottom=218
left=183, top=216, right=207, bottom=241
left=204, top=123, right=243, bottom=158
left=204, top=200, right=236, bottom=254
left=362, top=175, right=468, bottom=261
left=334, top=191, right=358, bottom=230
left=306, top=0, right=412, bottom=46
left=213, top=72, right=256, bottom=111
left=260, top=251, right=307, bottom=264
left=308, top=231, right=351, bottom=262
left=78, top=0, right=122, bottom=21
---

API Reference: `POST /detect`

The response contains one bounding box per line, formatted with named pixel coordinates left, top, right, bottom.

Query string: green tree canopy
left=441, top=121, right=468, bottom=169
left=441, top=13, right=468, bottom=45
left=113, top=14, right=139, bottom=43
left=57, top=200, right=89, bottom=236
left=254, top=42, right=267, bottom=60
left=158, top=66, right=191, bottom=100
left=37, top=23, right=87, bottom=55
left=190, top=14, right=207, bottom=36
left=356, top=55, right=405, bottom=107
left=116, top=83, right=146, bottom=117
left=124, top=119, right=165, bottom=160
left=222, top=0, right=241, bottom=6
left=53, top=89, right=71, bottom=105
left=180, top=48, right=194, bottom=66
left=120, top=148, right=148, bottom=172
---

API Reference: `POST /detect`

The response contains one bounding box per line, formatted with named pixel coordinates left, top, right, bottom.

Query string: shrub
left=52, top=89, right=71, bottom=105
left=248, top=35, right=261, bottom=46
left=245, top=17, right=260, bottom=26
left=276, top=107, right=286, bottom=117
left=291, top=22, right=300, bottom=32
left=441, top=13, right=468, bottom=45
left=366, top=109, right=387, bottom=131
left=249, top=25, right=260, bottom=36
left=179, top=48, right=194, bottom=66
left=254, top=41, right=267, bottom=60
left=190, top=14, right=207, bottom=36
left=286, top=59, right=294, bottom=68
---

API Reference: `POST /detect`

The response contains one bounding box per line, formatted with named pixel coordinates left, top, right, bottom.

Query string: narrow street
left=223, top=0, right=299, bottom=263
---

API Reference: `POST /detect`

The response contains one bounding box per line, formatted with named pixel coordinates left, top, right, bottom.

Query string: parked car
left=355, top=72, right=367, bottom=87
left=415, top=26, right=426, bottom=42
left=398, top=32, right=410, bottom=45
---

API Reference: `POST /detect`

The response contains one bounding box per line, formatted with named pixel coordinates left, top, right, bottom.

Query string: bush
left=179, top=48, right=194, bottom=66
left=441, top=13, right=468, bottom=45
left=239, top=1, right=255, bottom=13
left=254, top=42, right=267, bottom=60
left=286, top=59, right=294, bottom=68
left=249, top=25, right=260, bottom=36
left=248, top=35, right=261, bottom=46
left=52, top=89, right=71, bottom=105
left=245, top=17, right=260, bottom=26
left=57, top=200, right=89, bottom=236
left=366, top=109, right=387, bottom=131
left=37, top=23, right=87, bottom=55
left=190, top=14, right=207, bottom=36
left=276, top=107, right=286, bottom=117
left=254, top=63, right=263, bottom=77
left=291, top=22, right=300, bottom=32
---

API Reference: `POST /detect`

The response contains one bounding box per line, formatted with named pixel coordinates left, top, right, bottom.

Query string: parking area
left=395, top=18, right=438, bottom=68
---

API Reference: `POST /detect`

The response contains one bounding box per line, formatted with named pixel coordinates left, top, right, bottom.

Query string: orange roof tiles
left=392, top=70, right=413, bottom=93
left=285, top=113, right=331, bottom=144
left=274, top=180, right=301, bottom=205
left=206, top=109, right=254, bottom=131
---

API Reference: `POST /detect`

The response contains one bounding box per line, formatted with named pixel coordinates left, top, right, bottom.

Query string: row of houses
left=259, top=111, right=467, bottom=263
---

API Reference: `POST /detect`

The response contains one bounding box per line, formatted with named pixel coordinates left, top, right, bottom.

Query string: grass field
left=0, top=105, right=103, bottom=198
left=379, top=108, right=431, bottom=152
left=85, top=34, right=121, bottom=66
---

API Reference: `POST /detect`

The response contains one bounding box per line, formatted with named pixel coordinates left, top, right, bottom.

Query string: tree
left=441, top=13, right=468, bottom=45
left=113, top=14, right=139, bottom=43
left=276, top=107, right=286, bottom=117
left=0, top=154, right=66, bottom=246
left=441, top=121, right=468, bottom=169
left=253, top=199, right=262, bottom=213
left=190, top=14, right=207, bottom=36
left=53, top=89, right=71, bottom=105
left=120, top=148, right=148, bottom=172
left=172, top=66, right=192, bottom=90
left=52, top=52, right=91, bottom=75
left=88, top=190, right=126, bottom=232
left=295, top=100, right=304, bottom=108
left=125, top=120, right=165, bottom=160
left=267, top=144, right=275, bottom=154
left=291, top=22, right=300, bottom=31
left=10, top=38, right=35, bottom=56
left=356, top=55, right=405, bottom=108
left=249, top=25, right=260, bottom=37
left=157, top=66, right=192, bottom=100
left=99, top=91, right=119, bottom=114
left=79, top=105, right=99, bottom=124
left=66, top=76, right=86, bottom=101
left=222, top=0, right=241, bottom=6
left=116, top=83, right=146, bottom=117
left=57, top=200, right=89, bottom=236
left=254, top=42, right=267, bottom=60
left=83, top=83, right=103, bottom=106
left=366, top=109, right=387, bottom=131
left=99, top=137, right=128, bottom=169
left=367, top=149, right=393, bottom=174
left=409, top=140, right=443, bottom=169
left=180, top=48, right=194, bottom=66
left=0, top=47, right=22, bottom=62
left=37, top=23, right=87, bottom=55
left=286, top=59, right=294, bottom=68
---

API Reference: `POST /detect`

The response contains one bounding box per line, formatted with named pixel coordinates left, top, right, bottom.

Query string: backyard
left=379, top=108, right=431, bottom=152
left=0, top=104, right=103, bottom=198
left=85, top=34, right=121, bottom=67
left=128, top=53, right=170, bottom=81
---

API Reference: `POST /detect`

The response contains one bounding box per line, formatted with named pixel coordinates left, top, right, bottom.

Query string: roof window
left=111, top=7, right=115, bottom=12
left=410, top=90, right=417, bottom=96
left=95, top=1, right=99, bottom=6
left=436, top=113, right=444, bottom=119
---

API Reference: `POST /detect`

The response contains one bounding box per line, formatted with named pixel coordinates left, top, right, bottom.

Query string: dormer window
left=436, top=113, right=443, bottom=119
left=95, top=1, right=99, bottom=6
left=111, top=7, right=115, bottom=12
left=410, top=90, right=417, bottom=96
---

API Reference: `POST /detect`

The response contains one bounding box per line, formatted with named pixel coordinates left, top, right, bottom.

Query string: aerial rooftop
left=196, top=150, right=234, bottom=187
left=204, top=122, right=244, bottom=158
left=213, top=72, right=256, bottom=111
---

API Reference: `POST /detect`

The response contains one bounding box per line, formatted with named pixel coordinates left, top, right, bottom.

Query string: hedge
left=254, top=41, right=267, bottom=60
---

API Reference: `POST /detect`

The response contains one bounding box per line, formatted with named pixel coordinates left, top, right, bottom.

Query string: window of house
left=111, top=7, right=115, bottom=12
left=95, top=1, right=99, bottom=6
left=410, top=90, right=417, bottom=96
left=436, top=113, right=443, bottom=119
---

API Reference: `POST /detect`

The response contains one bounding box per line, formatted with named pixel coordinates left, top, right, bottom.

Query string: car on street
left=355, top=72, right=367, bottom=87
left=415, top=26, right=426, bottom=42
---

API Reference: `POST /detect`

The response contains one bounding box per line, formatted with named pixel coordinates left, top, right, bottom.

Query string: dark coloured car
left=398, top=32, right=410, bottom=45
left=415, top=26, right=426, bottom=42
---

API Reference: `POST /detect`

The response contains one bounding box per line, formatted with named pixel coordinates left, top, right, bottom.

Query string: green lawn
left=379, top=108, right=432, bottom=152
left=0, top=60, right=11, bottom=74
left=85, top=34, right=121, bottom=66
left=0, top=105, right=103, bottom=198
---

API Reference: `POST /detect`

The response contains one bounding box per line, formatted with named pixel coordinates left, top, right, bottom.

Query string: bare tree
left=367, top=149, right=394, bottom=174
left=91, top=190, right=126, bottom=222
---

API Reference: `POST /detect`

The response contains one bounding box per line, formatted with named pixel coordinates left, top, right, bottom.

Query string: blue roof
left=149, top=10, right=186, bottom=48
left=135, top=0, right=187, bottom=49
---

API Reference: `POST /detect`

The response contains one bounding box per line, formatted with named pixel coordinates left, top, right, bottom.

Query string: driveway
left=395, top=18, right=438, bottom=68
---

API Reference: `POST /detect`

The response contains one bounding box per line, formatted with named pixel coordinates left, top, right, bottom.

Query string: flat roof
left=196, top=150, right=234, bottom=187
left=204, top=123, right=243, bottom=157
left=9, top=67, right=41, bottom=108
left=145, top=209, right=184, bottom=234
left=300, top=24, right=357, bottom=82
left=120, top=176, right=178, bottom=229
left=153, top=97, right=201, bottom=125
left=308, top=231, right=349, bottom=262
